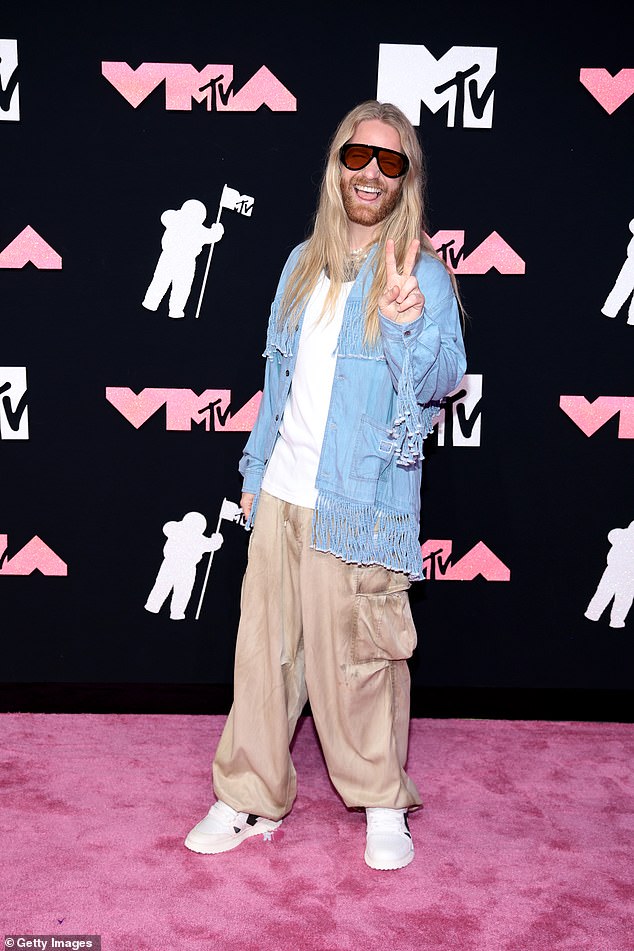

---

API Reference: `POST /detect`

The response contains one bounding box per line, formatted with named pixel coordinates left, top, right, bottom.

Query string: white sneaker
left=365, top=807, right=414, bottom=870
left=184, top=799, right=282, bottom=855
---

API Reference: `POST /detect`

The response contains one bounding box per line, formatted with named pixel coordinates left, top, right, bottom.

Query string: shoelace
left=211, top=800, right=239, bottom=822
left=208, top=799, right=251, bottom=833
left=366, top=809, right=407, bottom=834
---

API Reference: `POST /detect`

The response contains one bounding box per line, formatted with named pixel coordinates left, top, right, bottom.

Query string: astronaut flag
left=195, top=498, right=247, bottom=620
left=195, top=184, right=255, bottom=318
left=220, top=185, right=255, bottom=217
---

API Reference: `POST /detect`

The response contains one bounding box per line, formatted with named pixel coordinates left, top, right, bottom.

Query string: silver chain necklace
left=342, top=245, right=372, bottom=282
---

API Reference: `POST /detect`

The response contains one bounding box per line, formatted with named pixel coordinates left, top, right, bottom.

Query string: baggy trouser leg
left=212, top=492, right=308, bottom=821
left=292, top=505, right=422, bottom=811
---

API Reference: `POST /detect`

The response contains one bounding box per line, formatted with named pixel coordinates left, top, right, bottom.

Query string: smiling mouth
left=354, top=184, right=382, bottom=202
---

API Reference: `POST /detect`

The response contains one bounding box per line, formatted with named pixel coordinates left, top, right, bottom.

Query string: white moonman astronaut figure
left=145, top=512, right=223, bottom=620
left=142, top=199, right=224, bottom=319
left=601, top=218, right=634, bottom=326
left=585, top=519, right=634, bottom=629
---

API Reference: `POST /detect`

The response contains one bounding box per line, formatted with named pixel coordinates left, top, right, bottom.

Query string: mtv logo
left=560, top=396, right=634, bottom=439
left=579, top=68, right=634, bottom=115
left=105, top=387, right=262, bottom=431
left=0, top=534, right=67, bottom=576
left=377, top=44, right=497, bottom=129
left=430, top=231, right=525, bottom=275
left=434, top=374, right=482, bottom=447
left=421, top=539, right=510, bottom=581
left=0, top=226, right=62, bottom=269
left=0, top=367, right=29, bottom=439
left=101, top=62, right=296, bottom=112
left=0, top=39, right=20, bottom=121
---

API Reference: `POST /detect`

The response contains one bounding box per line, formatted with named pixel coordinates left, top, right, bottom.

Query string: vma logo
left=579, top=68, right=634, bottom=115
left=0, top=39, right=19, bottom=121
left=434, top=374, right=482, bottom=447
left=377, top=44, right=496, bottom=129
left=106, top=388, right=261, bottom=431
left=430, top=231, right=525, bottom=275
left=0, top=534, right=67, bottom=576
left=422, top=539, right=510, bottom=581
left=560, top=396, right=634, bottom=439
left=102, top=62, right=296, bottom=112
left=0, top=226, right=62, bottom=269
left=0, top=368, right=29, bottom=439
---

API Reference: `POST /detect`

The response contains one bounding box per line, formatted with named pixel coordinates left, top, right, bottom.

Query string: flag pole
left=194, top=195, right=224, bottom=320
left=195, top=500, right=225, bottom=620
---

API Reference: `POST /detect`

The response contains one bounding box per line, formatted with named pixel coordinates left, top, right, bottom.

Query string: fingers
left=240, top=492, right=254, bottom=519
left=384, top=238, right=398, bottom=282
left=385, top=237, right=420, bottom=282
left=396, top=289, right=425, bottom=317
left=395, top=274, right=418, bottom=305
left=382, top=238, right=424, bottom=320
left=402, top=238, right=420, bottom=278
left=379, top=283, right=400, bottom=311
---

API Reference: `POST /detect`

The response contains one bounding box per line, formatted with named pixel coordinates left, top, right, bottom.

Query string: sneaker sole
left=364, top=848, right=414, bottom=871
left=184, top=818, right=282, bottom=855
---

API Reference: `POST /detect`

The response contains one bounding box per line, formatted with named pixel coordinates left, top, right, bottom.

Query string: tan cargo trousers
left=212, top=490, right=422, bottom=821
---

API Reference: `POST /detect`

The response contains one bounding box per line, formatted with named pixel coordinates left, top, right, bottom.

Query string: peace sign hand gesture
left=379, top=238, right=425, bottom=324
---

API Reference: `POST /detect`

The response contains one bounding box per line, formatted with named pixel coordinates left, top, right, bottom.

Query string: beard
left=340, top=174, right=403, bottom=229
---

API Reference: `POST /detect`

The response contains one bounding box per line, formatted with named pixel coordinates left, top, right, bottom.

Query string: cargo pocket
left=351, top=564, right=417, bottom=663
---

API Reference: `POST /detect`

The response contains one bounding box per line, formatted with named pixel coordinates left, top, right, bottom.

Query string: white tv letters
left=377, top=44, right=497, bottom=129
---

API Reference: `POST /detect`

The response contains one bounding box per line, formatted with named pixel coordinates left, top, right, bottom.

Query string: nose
left=364, top=157, right=381, bottom=179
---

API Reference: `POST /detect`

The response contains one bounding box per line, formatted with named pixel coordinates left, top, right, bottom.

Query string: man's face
left=339, top=119, right=405, bottom=233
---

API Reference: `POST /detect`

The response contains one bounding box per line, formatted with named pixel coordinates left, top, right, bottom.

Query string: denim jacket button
left=285, top=369, right=290, bottom=376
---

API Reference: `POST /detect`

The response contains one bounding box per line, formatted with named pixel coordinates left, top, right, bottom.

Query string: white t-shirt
left=261, top=273, right=354, bottom=509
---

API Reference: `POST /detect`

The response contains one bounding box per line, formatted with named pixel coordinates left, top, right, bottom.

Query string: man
left=185, top=100, right=466, bottom=870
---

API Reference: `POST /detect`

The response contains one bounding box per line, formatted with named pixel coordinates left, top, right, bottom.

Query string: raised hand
left=379, top=238, right=425, bottom=324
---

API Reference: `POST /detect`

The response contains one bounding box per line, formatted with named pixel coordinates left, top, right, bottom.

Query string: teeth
left=356, top=185, right=381, bottom=194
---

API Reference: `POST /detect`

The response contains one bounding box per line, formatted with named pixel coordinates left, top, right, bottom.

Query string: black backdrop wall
left=2, top=2, right=632, bottom=719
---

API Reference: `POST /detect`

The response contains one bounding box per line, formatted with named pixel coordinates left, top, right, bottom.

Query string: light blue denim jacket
left=239, top=244, right=467, bottom=580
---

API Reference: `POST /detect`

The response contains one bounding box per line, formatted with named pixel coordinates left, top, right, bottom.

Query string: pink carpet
left=1, top=714, right=632, bottom=950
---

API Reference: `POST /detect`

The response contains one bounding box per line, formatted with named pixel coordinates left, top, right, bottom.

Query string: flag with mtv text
left=219, top=498, right=247, bottom=527
left=220, top=185, right=254, bottom=217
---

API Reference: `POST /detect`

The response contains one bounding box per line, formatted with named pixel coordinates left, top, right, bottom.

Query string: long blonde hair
left=278, top=100, right=455, bottom=345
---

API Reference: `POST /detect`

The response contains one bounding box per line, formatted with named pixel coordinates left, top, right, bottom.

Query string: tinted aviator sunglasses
left=339, top=142, right=409, bottom=179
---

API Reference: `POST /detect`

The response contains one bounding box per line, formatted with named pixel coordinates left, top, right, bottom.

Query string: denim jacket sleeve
left=378, top=254, right=467, bottom=466
left=238, top=349, right=280, bottom=494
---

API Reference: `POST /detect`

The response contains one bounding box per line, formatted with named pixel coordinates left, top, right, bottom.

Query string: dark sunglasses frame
left=339, top=142, right=410, bottom=179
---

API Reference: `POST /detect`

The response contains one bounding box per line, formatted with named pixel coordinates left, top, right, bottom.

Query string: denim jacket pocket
left=350, top=414, right=395, bottom=483
left=351, top=564, right=417, bottom=663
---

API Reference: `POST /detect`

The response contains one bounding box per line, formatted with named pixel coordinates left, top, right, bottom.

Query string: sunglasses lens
left=341, top=144, right=408, bottom=178
left=378, top=150, right=406, bottom=178
left=342, top=144, right=373, bottom=170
